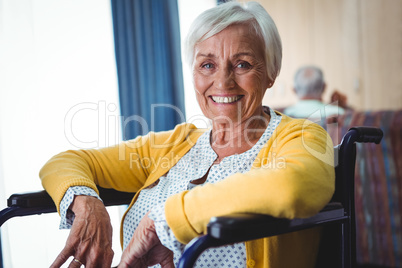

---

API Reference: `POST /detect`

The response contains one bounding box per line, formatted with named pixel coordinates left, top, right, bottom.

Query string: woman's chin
left=209, top=112, right=244, bottom=126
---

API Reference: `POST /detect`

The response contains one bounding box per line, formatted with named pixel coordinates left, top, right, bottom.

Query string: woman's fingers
left=50, top=246, right=75, bottom=267
left=147, top=244, right=174, bottom=268
left=119, top=212, right=174, bottom=267
left=119, top=213, right=157, bottom=266
left=51, top=196, right=114, bottom=267
left=85, top=245, right=114, bottom=268
left=67, top=257, right=85, bottom=268
left=161, top=262, right=175, bottom=268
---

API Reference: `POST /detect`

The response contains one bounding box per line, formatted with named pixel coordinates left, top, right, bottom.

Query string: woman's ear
left=266, top=79, right=275, bottom=89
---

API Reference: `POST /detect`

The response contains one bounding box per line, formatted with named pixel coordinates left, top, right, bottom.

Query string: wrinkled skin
left=51, top=196, right=114, bottom=268
left=51, top=196, right=173, bottom=268
left=118, top=212, right=174, bottom=268
left=192, top=24, right=270, bottom=127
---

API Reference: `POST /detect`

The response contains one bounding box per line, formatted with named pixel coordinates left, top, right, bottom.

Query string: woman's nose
left=215, top=68, right=235, bottom=90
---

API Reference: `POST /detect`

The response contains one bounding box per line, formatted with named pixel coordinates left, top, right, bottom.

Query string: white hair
left=184, top=1, right=282, bottom=83
left=293, top=66, right=325, bottom=98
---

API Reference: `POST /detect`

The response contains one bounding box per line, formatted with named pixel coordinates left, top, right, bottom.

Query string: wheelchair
left=0, top=127, right=383, bottom=268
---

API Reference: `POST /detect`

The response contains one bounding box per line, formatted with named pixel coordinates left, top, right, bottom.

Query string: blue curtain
left=111, top=0, right=186, bottom=140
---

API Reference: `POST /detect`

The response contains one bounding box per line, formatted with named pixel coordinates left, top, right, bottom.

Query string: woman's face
left=193, top=24, right=270, bottom=125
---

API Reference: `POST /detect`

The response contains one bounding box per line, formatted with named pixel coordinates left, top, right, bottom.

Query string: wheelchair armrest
left=7, top=187, right=135, bottom=208
left=207, top=202, right=345, bottom=243
left=178, top=202, right=346, bottom=268
left=7, top=190, right=55, bottom=208
left=97, top=187, right=135, bottom=207
left=0, top=187, right=135, bottom=227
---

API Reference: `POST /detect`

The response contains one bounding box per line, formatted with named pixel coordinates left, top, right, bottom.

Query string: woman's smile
left=210, top=95, right=244, bottom=104
left=192, top=24, right=270, bottom=124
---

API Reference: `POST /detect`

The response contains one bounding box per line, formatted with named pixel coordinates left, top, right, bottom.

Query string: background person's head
left=293, top=65, right=326, bottom=100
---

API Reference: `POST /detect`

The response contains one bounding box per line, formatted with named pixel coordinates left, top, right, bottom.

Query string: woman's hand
left=118, top=212, right=174, bottom=268
left=50, top=195, right=114, bottom=268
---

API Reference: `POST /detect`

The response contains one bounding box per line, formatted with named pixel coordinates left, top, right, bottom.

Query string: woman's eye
left=236, top=62, right=251, bottom=69
left=202, top=63, right=214, bottom=69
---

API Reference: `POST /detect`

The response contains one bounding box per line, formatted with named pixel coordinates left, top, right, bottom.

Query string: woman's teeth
left=211, top=96, right=242, bottom=103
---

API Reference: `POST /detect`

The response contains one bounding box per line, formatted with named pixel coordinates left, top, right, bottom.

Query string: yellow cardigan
left=40, top=112, right=335, bottom=268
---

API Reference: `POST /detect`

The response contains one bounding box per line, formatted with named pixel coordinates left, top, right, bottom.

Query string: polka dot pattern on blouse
left=58, top=107, right=281, bottom=267
left=124, top=107, right=281, bottom=267
left=59, top=186, right=101, bottom=229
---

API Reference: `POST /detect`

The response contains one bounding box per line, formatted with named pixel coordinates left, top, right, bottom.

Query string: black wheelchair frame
left=0, top=127, right=383, bottom=268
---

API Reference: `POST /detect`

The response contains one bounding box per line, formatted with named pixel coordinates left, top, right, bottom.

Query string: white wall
left=0, top=0, right=122, bottom=266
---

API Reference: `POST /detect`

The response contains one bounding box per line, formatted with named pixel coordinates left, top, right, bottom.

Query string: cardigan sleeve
left=39, top=123, right=201, bottom=213
left=39, top=135, right=152, bottom=213
left=164, top=118, right=336, bottom=244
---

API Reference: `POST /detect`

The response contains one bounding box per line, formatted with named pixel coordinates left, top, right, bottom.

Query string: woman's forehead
left=194, top=26, right=263, bottom=59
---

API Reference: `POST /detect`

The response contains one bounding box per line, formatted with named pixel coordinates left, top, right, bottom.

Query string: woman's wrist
left=70, top=195, right=105, bottom=215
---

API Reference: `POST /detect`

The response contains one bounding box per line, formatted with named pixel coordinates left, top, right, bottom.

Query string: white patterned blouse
left=59, top=107, right=282, bottom=267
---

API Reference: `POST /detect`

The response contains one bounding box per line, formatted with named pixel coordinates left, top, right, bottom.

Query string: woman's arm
left=40, top=123, right=200, bottom=213
left=165, top=119, right=335, bottom=244
left=39, top=123, right=201, bottom=266
left=39, top=137, right=151, bottom=213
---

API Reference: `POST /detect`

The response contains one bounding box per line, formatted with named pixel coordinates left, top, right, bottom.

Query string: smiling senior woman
left=40, top=2, right=335, bottom=268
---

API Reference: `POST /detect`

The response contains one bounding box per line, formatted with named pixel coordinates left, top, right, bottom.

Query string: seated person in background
left=331, top=89, right=353, bottom=111
left=40, top=2, right=335, bottom=268
left=284, top=65, right=345, bottom=120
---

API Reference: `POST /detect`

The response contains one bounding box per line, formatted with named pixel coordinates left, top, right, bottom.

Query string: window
left=0, top=0, right=216, bottom=267
left=0, top=0, right=121, bottom=266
